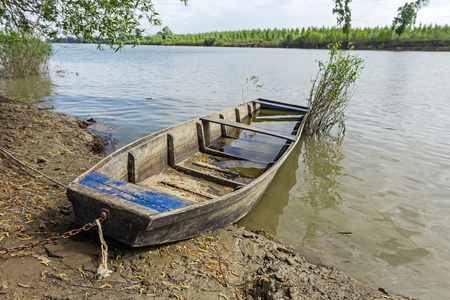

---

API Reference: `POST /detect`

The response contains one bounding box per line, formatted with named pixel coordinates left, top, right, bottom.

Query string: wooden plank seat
left=256, top=99, right=309, bottom=113
left=79, top=171, right=192, bottom=213
left=200, top=116, right=297, bottom=142
left=208, top=143, right=284, bottom=163
left=252, top=116, right=302, bottom=123
left=167, top=134, right=245, bottom=189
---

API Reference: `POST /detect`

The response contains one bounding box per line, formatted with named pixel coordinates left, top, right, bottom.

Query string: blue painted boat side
left=79, top=171, right=191, bottom=213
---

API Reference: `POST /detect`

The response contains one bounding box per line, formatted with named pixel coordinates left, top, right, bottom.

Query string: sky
left=143, top=0, right=450, bottom=35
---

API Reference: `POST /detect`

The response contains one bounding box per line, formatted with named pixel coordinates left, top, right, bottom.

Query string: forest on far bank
left=56, top=24, right=450, bottom=51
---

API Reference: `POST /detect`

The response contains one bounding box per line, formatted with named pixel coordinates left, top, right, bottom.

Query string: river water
left=1, top=44, right=449, bottom=299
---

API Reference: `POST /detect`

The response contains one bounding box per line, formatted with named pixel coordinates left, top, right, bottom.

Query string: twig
left=20, top=187, right=29, bottom=214
left=0, top=146, right=66, bottom=188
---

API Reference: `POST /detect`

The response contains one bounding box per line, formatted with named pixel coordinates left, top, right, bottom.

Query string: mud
left=0, top=97, right=414, bottom=299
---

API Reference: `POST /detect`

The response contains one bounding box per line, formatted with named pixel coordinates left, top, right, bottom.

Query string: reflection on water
left=239, top=134, right=346, bottom=238
left=296, top=135, right=346, bottom=252
left=238, top=137, right=304, bottom=236
left=0, top=75, right=56, bottom=103
left=298, top=135, right=345, bottom=210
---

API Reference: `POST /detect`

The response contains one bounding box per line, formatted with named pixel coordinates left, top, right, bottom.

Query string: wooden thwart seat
left=200, top=116, right=297, bottom=142
left=191, top=161, right=240, bottom=176
left=79, top=171, right=191, bottom=213
left=252, top=117, right=302, bottom=123
left=167, top=134, right=245, bottom=189
left=256, top=99, right=309, bottom=113
left=197, top=123, right=249, bottom=161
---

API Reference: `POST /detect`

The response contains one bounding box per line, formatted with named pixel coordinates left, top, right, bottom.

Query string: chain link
left=0, top=211, right=108, bottom=256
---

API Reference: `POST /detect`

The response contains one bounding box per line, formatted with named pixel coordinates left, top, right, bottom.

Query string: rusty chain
left=0, top=211, right=108, bottom=256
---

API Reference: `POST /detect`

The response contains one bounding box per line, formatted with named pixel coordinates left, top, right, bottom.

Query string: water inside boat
left=138, top=108, right=304, bottom=204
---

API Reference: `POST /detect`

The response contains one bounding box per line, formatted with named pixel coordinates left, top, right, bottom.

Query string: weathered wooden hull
left=67, top=98, right=308, bottom=247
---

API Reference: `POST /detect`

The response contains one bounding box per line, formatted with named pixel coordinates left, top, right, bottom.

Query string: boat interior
left=77, top=99, right=307, bottom=213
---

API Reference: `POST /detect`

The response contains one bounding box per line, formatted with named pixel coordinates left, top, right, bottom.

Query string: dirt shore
left=0, top=97, right=414, bottom=299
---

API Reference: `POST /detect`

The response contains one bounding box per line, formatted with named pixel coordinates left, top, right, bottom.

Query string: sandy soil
left=0, top=97, right=414, bottom=299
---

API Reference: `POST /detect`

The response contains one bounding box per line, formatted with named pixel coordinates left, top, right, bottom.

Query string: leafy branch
left=0, top=0, right=188, bottom=51
left=242, top=76, right=263, bottom=102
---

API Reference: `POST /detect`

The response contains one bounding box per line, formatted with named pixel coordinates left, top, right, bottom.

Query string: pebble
left=0, top=285, right=8, bottom=294
left=285, top=257, right=296, bottom=266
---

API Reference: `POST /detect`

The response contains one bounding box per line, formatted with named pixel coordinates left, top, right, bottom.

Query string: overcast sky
left=143, top=0, right=450, bottom=34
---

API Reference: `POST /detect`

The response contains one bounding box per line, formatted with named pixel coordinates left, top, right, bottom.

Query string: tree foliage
left=306, top=42, right=364, bottom=135
left=392, top=0, right=430, bottom=37
left=332, top=0, right=352, bottom=43
left=157, top=26, right=174, bottom=40
left=0, top=0, right=188, bottom=50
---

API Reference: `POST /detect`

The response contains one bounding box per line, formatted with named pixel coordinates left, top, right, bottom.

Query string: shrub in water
left=306, top=42, right=364, bottom=135
left=0, top=30, right=53, bottom=78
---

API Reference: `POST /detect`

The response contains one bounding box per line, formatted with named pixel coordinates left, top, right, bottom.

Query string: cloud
left=146, top=0, right=449, bottom=35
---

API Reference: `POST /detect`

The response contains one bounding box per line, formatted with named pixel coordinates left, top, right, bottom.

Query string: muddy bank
left=0, top=97, right=414, bottom=299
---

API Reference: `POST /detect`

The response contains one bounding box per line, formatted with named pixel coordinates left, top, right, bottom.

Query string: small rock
left=141, top=280, right=151, bottom=287
left=261, top=278, right=276, bottom=293
left=277, top=246, right=295, bottom=256
left=38, top=219, right=47, bottom=230
left=0, top=222, right=11, bottom=231
left=273, top=272, right=286, bottom=282
left=378, top=287, right=390, bottom=295
left=256, top=267, right=266, bottom=275
left=0, top=285, right=8, bottom=294
left=243, top=233, right=256, bottom=239
left=36, top=157, right=47, bottom=164
left=265, top=253, right=275, bottom=262
left=268, top=265, right=279, bottom=273
left=285, top=257, right=296, bottom=266
left=59, top=205, right=72, bottom=215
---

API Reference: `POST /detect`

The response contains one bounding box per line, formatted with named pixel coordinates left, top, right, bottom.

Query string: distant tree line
left=117, top=25, right=448, bottom=50
left=53, top=24, right=450, bottom=51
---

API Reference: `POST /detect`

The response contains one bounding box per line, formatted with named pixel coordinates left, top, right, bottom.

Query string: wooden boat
left=67, top=98, right=308, bottom=247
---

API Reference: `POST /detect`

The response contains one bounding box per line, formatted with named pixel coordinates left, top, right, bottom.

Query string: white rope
left=95, top=219, right=112, bottom=279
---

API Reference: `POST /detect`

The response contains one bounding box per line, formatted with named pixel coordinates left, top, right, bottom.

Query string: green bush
left=306, top=42, right=364, bottom=135
left=0, top=30, right=53, bottom=78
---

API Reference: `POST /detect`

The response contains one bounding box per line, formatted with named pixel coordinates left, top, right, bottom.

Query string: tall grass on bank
left=306, top=42, right=364, bottom=135
left=0, top=30, right=53, bottom=78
